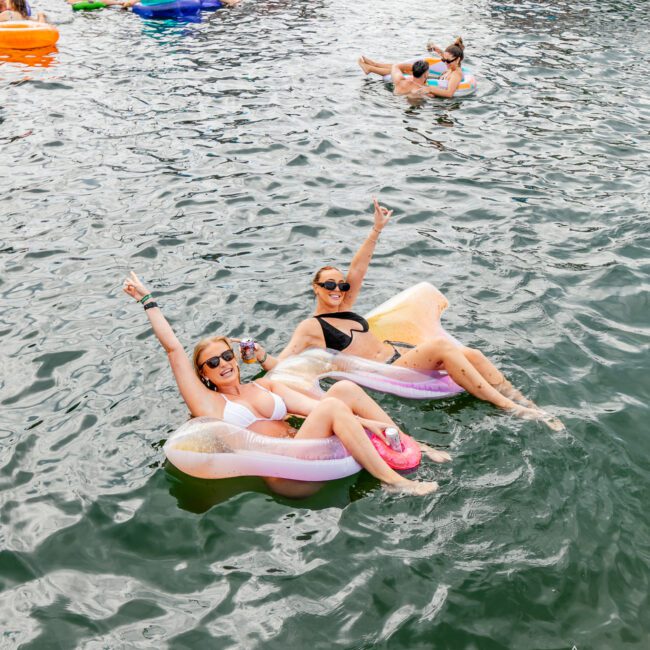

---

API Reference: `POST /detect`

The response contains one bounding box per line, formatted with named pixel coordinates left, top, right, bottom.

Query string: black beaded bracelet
left=143, top=301, right=159, bottom=311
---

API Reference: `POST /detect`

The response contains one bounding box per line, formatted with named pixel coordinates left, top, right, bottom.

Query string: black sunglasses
left=199, top=349, right=235, bottom=370
left=442, top=56, right=458, bottom=64
left=317, top=281, right=351, bottom=292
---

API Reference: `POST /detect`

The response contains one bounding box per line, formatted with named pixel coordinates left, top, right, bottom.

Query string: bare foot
left=510, top=405, right=565, bottom=431
left=358, top=57, right=370, bottom=75
left=419, top=443, right=452, bottom=464
left=384, top=480, right=439, bottom=496
left=541, top=413, right=565, bottom=432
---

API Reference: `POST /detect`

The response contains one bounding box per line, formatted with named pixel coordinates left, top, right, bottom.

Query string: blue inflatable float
left=200, top=0, right=222, bottom=8
left=132, top=0, right=201, bottom=19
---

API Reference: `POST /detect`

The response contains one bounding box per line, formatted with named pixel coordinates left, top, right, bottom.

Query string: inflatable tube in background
left=0, top=22, right=59, bottom=49
left=132, top=0, right=201, bottom=19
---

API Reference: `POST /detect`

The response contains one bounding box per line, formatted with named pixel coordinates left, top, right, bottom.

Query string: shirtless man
left=359, top=57, right=429, bottom=96
left=388, top=60, right=430, bottom=96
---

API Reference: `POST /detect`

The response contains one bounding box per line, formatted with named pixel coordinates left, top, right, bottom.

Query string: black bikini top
left=313, top=311, right=369, bottom=351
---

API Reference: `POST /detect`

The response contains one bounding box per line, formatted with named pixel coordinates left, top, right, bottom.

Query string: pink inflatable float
left=369, top=430, right=421, bottom=472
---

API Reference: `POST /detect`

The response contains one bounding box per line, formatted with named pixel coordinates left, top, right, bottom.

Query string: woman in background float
left=0, top=0, right=46, bottom=21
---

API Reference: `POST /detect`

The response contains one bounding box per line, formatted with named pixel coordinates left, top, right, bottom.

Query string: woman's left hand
left=230, top=338, right=267, bottom=363
left=372, top=197, right=393, bottom=232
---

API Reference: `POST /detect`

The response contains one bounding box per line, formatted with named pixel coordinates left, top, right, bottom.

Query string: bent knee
left=422, top=337, right=455, bottom=355
left=327, top=379, right=361, bottom=396
left=462, top=346, right=482, bottom=362
left=317, top=396, right=348, bottom=411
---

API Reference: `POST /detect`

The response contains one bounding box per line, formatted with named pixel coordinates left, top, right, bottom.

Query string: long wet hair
left=9, top=0, right=29, bottom=17
left=445, top=36, right=465, bottom=64
left=192, top=335, right=240, bottom=391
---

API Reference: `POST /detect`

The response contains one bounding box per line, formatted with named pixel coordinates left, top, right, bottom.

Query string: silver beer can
left=239, top=338, right=256, bottom=364
left=384, top=427, right=402, bottom=452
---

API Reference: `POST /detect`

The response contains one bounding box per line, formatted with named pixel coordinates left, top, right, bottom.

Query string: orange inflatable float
left=0, top=21, right=59, bottom=50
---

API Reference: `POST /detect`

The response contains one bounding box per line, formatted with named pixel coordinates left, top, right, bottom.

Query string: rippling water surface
left=1, top=0, right=649, bottom=647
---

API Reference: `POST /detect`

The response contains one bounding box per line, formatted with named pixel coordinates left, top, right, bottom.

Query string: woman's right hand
left=123, top=271, right=151, bottom=302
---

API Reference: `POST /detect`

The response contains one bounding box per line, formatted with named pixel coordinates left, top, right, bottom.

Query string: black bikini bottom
left=384, top=340, right=415, bottom=365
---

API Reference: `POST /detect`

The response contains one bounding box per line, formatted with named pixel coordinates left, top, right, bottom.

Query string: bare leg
left=461, top=346, right=536, bottom=407
left=459, top=347, right=563, bottom=429
left=263, top=477, right=324, bottom=499
left=326, top=380, right=453, bottom=462
left=394, top=338, right=544, bottom=415
left=297, top=397, right=438, bottom=495
left=358, top=58, right=413, bottom=77
left=324, top=380, right=397, bottom=424
left=418, top=442, right=451, bottom=464
left=363, top=56, right=415, bottom=73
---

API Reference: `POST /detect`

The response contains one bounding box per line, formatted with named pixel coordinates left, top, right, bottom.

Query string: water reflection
left=0, top=45, right=59, bottom=69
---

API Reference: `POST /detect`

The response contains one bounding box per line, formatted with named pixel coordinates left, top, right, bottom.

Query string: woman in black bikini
left=257, top=199, right=561, bottom=427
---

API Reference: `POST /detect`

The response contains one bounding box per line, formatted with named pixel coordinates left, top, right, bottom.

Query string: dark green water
left=1, top=0, right=649, bottom=647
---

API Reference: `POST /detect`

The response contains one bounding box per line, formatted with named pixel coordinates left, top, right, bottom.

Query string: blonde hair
left=192, top=335, right=239, bottom=389
left=312, top=265, right=342, bottom=285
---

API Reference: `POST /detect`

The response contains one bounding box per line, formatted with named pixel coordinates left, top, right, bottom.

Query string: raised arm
left=426, top=42, right=444, bottom=57
left=122, top=271, right=214, bottom=417
left=341, top=198, right=393, bottom=310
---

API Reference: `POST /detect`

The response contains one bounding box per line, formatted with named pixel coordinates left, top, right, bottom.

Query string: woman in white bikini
left=123, top=272, right=450, bottom=498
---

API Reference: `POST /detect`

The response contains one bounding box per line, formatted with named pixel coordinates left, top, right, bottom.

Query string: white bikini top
left=221, top=383, right=288, bottom=429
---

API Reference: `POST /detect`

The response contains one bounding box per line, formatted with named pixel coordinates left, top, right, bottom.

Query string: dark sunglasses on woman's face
left=317, top=281, right=351, bottom=292
left=442, top=56, right=458, bottom=64
left=199, top=349, right=236, bottom=370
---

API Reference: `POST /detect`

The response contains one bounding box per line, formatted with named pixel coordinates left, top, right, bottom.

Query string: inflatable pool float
left=132, top=0, right=201, bottom=19
left=164, top=417, right=362, bottom=481
left=0, top=22, right=59, bottom=50
left=269, top=283, right=464, bottom=399
left=200, top=0, right=222, bottom=8
left=383, top=55, right=477, bottom=98
left=369, top=430, right=421, bottom=472
left=72, top=2, right=108, bottom=10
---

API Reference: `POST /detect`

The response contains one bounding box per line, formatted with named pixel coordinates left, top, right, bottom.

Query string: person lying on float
left=255, top=199, right=562, bottom=429
left=0, top=0, right=46, bottom=21
left=122, top=271, right=450, bottom=498
left=359, top=37, right=467, bottom=99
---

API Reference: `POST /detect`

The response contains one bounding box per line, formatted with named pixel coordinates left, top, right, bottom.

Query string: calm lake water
left=1, top=0, right=649, bottom=647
